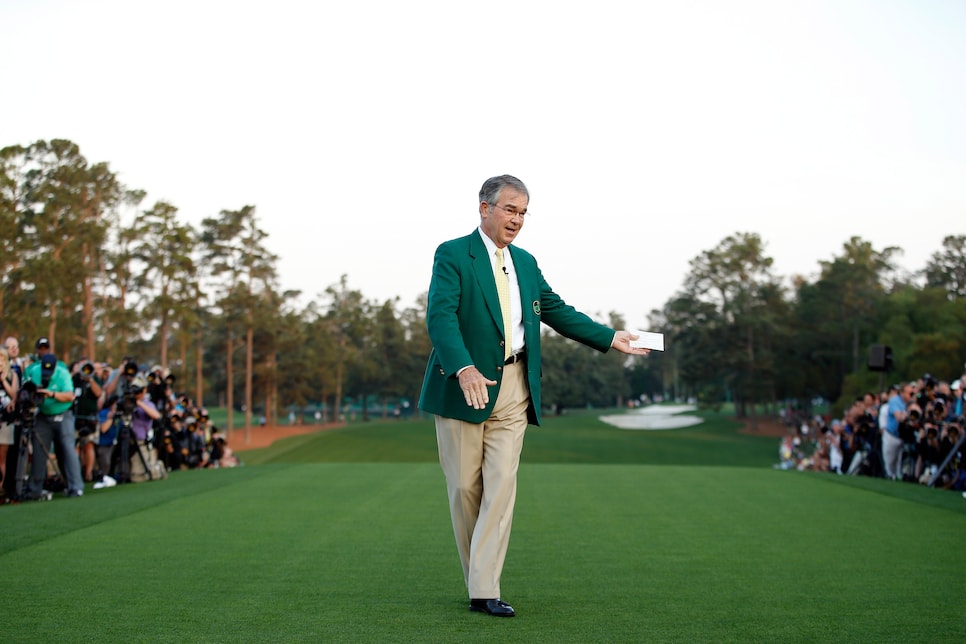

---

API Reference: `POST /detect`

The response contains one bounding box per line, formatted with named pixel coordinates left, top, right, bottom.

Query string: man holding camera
left=104, top=357, right=140, bottom=399
left=72, top=359, right=103, bottom=482
left=23, top=342, right=83, bottom=499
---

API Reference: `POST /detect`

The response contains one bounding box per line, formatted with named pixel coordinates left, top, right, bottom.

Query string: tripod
left=115, top=415, right=153, bottom=483
left=14, top=411, right=67, bottom=501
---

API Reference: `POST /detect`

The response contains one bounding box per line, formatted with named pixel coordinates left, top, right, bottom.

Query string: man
left=419, top=175, right=649, bottom=617
left=71, top=359, right=103, bottom=482
left=124, top=375, right=161, bottom=482
left=883, top=382, right=916, bottom=480
left=23, top=349, right=83, bottom=498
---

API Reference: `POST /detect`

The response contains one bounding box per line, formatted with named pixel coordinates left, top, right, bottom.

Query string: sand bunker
left=598, top=404, right=703, bottom=430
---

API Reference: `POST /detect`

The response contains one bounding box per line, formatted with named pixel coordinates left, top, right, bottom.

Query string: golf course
left=3, top=406, right=964, bottom=642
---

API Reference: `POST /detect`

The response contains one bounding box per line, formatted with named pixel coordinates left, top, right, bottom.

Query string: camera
left=16, top=381, right=45, bottom=422
left=122, top=359, right=138, bottom=379
left=78, top=360, right=95, bottom=380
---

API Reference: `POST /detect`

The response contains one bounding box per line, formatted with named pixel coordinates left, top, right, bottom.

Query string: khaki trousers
left=435, top=361, right=530, bottom=599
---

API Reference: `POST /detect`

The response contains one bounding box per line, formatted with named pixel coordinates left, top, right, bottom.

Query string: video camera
left=15, top=381, right=45, bottom=425
left=105, top=388, right=140, bottom=427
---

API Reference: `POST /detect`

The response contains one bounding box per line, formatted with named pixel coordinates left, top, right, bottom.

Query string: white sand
left=598, top=404, right=703, bottom=430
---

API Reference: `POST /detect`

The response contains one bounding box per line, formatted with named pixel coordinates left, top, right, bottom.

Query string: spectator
left=209, top=436, right=239, bottom=468
left=883, top=383, right=916, bottom=480
left=828, top=420, right=845, bottom=474
left=4, top=337, right=25, bottom=380
left=952, top=377, right=965, bottom=418
left=0, top=347, right=20, bottom=497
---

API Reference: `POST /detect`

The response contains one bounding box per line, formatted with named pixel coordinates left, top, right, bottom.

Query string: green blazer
left=418, top=230, right=615, bottom=426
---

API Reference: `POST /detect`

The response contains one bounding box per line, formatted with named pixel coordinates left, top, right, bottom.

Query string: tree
left=132, top=200, right=198, bottom=369
left=925, top=235, right=966, bottom=300
left=682, top=232, right=784, bottom=418
left=792, top=237, right=898, bottom=406
left=201, top=205, right=278, bottom=441
left=0, top=140, right=122, bottom=360
left=321, top=275, right=373, bottom=421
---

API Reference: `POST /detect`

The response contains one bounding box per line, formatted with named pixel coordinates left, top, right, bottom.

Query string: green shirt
left=23, top=360, right=74, bottom=416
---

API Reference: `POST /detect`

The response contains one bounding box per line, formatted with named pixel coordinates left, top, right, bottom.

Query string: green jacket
left=418, top=230, right=615, bottom=426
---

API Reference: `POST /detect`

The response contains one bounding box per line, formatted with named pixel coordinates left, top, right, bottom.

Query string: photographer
left=185, top=418, right=209, bottom=469
left=23, top=350, right=83, bottom=499
left=71, top=359, right=103, bottom=483
left=915, top=423, right=942, bottom=484
left=103, top=357, right=141, bottom=400
left=128, top=376, right=161, bottom=442
left=95, top=395, right=121, bottom=482
left=111, top=375, right=162, bottom=483
left=146, top=367, right=176, bottom=415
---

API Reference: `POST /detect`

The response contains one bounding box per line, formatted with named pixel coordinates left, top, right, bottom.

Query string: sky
left=2, top=0, right=964, bottom=328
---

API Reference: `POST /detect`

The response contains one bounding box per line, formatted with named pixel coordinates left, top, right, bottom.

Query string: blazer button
left=438, top=368, right=445, bottom=375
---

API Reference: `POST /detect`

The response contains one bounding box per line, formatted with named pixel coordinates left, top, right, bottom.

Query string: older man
left=419, top=175, right=649, bottom=617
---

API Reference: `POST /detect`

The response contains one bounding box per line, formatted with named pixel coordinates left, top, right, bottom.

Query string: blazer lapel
left=469, top=232, right=505, bottom=334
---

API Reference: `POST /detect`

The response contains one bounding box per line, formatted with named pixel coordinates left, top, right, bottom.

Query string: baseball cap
left=40, top=353, right=57, bottom=369
left=36, top=337, right=50, bottom=349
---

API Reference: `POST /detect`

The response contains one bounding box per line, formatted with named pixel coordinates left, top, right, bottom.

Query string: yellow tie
left=495, top=248, right=512, bottom=360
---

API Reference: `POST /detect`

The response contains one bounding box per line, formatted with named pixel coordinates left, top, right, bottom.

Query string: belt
left=504, top=350, right=526, bottom=365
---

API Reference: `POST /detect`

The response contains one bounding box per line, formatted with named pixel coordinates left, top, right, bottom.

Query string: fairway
left=2, top=412, right=965, bottom=642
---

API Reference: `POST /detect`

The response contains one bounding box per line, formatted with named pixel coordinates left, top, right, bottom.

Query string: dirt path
left=228, top=422, right=345, bottom=451
left=737, top=415, right=790, bottom=437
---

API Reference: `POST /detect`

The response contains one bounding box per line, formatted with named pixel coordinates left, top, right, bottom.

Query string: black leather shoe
left=470, top=598, right=515, bottom=617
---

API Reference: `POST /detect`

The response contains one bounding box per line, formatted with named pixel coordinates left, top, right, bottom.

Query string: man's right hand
left=458, top=366, right=497, bottom=410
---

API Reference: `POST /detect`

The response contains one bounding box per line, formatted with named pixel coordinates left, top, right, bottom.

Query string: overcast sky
left=2, top=0, right=963, bottom=328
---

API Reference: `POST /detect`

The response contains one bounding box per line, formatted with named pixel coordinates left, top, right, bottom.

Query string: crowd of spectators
left=1, top=336, right=240, bottom=504
left=777, top=371, right=966, bottom=493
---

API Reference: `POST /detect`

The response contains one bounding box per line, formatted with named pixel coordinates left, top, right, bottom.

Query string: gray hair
left=479, top=175, right=529, bottom=206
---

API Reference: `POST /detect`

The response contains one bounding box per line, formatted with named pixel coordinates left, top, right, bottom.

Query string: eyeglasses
left=490, top=204, right=528, bottom=220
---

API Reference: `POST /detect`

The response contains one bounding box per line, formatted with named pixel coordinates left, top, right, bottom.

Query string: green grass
left=2, top=407, right=965, bottom=642
left=239, top=407, right=778, bottom=467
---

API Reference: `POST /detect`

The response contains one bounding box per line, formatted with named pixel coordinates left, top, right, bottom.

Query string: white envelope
left=629, top=330, right=664, bottom=351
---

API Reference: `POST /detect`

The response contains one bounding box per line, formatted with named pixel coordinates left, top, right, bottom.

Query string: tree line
left=2, top=139, right=964, bottom=430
